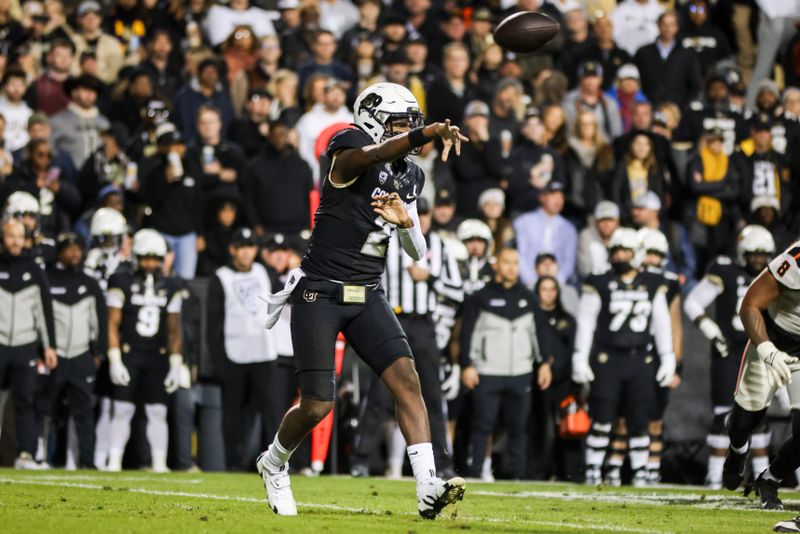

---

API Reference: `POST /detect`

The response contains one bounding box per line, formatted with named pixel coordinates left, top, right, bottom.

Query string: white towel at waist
left=259, top=267, right=305, bottom=330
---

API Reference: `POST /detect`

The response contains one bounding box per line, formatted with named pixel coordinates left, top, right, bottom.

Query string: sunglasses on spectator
left=234, top=30, right=252, bottom=40
left=11, top=211, right=37, bottom=218
left=689, top=5, right=705, bottom=14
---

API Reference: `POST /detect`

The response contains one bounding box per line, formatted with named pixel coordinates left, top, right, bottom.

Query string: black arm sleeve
left=36, top=267, right=56, bottom=349
left=91, top=278, right=108, bottom=355
left=458, top=293, right=480, bottom=368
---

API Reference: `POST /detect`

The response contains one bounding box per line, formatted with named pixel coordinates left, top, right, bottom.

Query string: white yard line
left=473, top=489, right=798, bottom=512
left=0, top=476, right=660, bottom=532
left=16, top=474, right=203, bottom=484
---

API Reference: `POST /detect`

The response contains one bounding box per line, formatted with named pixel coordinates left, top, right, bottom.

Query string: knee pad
left=145, top=403, right=168, bottom=421
left=112, top=400, right=136, bottom=421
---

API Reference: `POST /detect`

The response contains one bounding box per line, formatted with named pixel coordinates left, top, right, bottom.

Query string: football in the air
left=493, top=11, right=560, bottom=54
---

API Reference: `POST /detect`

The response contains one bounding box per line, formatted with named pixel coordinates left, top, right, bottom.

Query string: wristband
left=408, top=127, right=431, bottom=148
left=108, top=347, right=122, bottom=363
left=675, top=361, right=683, bottom=377
left=169, top=353, right=183, bottom=367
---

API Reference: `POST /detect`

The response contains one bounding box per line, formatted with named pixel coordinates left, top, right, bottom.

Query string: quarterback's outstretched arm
left=331, top=121, right=468, bottom=184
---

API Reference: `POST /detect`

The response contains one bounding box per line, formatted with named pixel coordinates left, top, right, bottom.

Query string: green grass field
left=0, top=468, right=797, bottom=533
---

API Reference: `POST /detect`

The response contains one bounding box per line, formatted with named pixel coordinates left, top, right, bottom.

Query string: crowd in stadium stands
left=0, top=0, right=800, bottom=485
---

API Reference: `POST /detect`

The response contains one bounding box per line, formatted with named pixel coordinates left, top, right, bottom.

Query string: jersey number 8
left=609, top=300, right=652, bottom=333
left=136, top=305, right=161, bottom=338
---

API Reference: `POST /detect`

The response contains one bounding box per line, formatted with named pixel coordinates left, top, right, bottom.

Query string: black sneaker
left=774, top=516, right=800, bottom=532
left=722, top=447, right=748, bottom=491
left=755, top=473, right=784, bottom=510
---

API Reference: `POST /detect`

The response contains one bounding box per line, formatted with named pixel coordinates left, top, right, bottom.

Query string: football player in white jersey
left=724, top=241, right=800, bottom=509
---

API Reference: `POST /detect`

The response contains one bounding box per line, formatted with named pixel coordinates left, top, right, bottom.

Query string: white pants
left=735, top=342, right=800, bottom=411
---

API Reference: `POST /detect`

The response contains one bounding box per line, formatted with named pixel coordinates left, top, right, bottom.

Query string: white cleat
left=257, top=452, right=298, bottom=516
left=14, top=452, right=43, bottom=470
left=417, top=476, right=466, bottom=520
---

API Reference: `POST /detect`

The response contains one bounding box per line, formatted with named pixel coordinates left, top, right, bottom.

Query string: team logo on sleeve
left=303, top=290, right=318, bottom=303
left=379, top=171, right=388, bottom=185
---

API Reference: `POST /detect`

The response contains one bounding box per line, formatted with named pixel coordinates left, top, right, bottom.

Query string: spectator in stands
left=407, top=36, right=438, bottom=89
left=468, top=7, right=494, bottom=58
left=108, top=68, right=154, bottom=137
left=187, top=105, right=245, bottom=199
left=230, top=35, right=281, bottom=116
left=140, top=30, right=181, bottom=101
left=635, top=10, right=703, bottom=107
left=228, top=89, right=272, bottom=159
left=560, top=8, right=592, bottom=82
left=294, top=78, right=349, bottom=183
left=753, top=79, right=781, bottom=118
left=514, top=181, right=577, bottom=286
left=71, top=0, right=124, bottom=84
left=611, top=0, right=664, bottom=56
left=350, top=34, right=380, bottom=94
left=197, top=195, right=242, bottom=276
left=24, top=38, right=73, bottom=116
left=273, top=0, right=309, bottom=68
left=452, top=100, right=495, bottom=218
left=427, top=42, right=477, bottom=126
left=565, top=110, right=615, bottom=221
left=15, top=112, right=76, bottom=183
left=609, top=130, right=665, bottom=219
left=577, top=14, right=631, bottom=91
left=127, top=99, right=170, bottom=162
left=76, top=125, right=134, bottom=210
left=563, top=61, right=622, bottom=141
left=685, top=126, right=741, bottom=272
left=431, top=185, right=461, bottom=237
left=478, top=188, right=514, bottom=252
left=534, top=252, right=579, bottom=316
left=297, top=30, right=353, bottom=90
left=577, top=200, right=620, bottom=277
left=49, top=74, right=109, bottom=169
left=222, top=25, right=259, bottom=87
left=679, top=0, right=733, bottom=77
left=507, top=107, right=567, bottom=214
left=471, top=45, right=503, bottom=113
left=0, top=68, right=32, bottom=152
left=744, top=0, right=798, bottom=108
left=542, top=104, right=568, bottom=156
left=173, top=59, right=235, bottom=143
left=268, top=69, right=301, bottom=126
left=605, top=64, right=648, bottom=133
left=375, top=49, right=426, bottom=114
left=319, top=0, right=359, bottom=40
left=489, top=77, right=523, bottom=143
left=244, top=119, right=312, bottom=236
left=204, top=0, right=277, bottom=48
left=337, top=0, right=381, bottom=63
left=631, top=191, right=696, bottom=282
left=140, top=123, right=204, bottom=279
left=7, top=138, right=81, bottom=237
left=734, top=114, right=789, bottom=215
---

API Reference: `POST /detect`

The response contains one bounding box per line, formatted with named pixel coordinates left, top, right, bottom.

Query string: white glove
left=179, top=364, right=192, bottom=389
left=571, top=355, right=594, bottom=384
left=698, top=317, right=729, bottom=357
left=757, top=341, right=798, bottom=387
left=441, top=363, right=461, bottom=401
left=656, top=352, right=676, bottom=387
left=164, top=354, right=183, bottom=393
left=108, top=348, right=130, bottom=386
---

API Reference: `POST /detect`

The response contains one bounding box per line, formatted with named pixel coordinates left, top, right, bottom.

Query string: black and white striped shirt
left=383, top=231, right=463, bottom=316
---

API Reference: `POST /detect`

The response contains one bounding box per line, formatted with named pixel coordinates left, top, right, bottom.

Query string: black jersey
left=703, top=255, right=752, bottom=345
left=646, top=266, right=681, bottom=305
left=583, top=270, right=667, bottom=351
left=107, top=270, right=185, bottom=353
left=301, top=127, right=425, bottom=284
left=676, top=101, right=748, bottom=155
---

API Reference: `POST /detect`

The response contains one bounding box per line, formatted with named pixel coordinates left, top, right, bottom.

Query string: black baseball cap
left=751, top=113, right=773, bottom=132
left=56, top=232, right=85, bottom=252
left=435, top=187, right=456, bottom=206
left=230, top=227, right=258, bottom=247
left=541, top=180, right=565, bottom=193
left=417, top=197, right=430, bottom=214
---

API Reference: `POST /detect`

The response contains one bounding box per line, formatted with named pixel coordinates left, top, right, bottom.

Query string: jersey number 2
left=609, top=300, right=651, bottom=332
left=361, top=217, right=394, bottom=258
left=136, top=305, right=160, bottom=338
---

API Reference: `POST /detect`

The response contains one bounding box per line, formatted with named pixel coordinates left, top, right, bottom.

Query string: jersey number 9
left=136, top=305, right=161, bottom=338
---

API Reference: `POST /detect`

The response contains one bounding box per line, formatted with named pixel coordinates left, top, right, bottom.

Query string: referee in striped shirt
left=351, top=198, right=462, bottom=478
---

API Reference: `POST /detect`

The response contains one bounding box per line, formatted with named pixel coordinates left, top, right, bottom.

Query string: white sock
left=387, top=423, right=406, bottom=471
left=752, top=455, right=769, bottom=478
left=481, top=456, right=492, bottom=475
left=407, top=442, right=436, bottom=485
left=265, top=435, right=294, bottom=470
left=65, top=418, right=78, bottom=470
left=763, top=467, right=781, bottom=482
left=108, top=400, right=136, bottom=457
left=145, top=404, right=169, bottom=470
left=707, top=455, right=725, bottom=484
left=94, top=397, right=112, bottom=468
